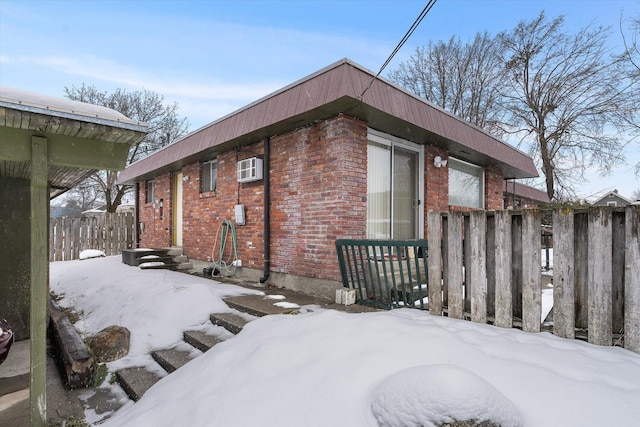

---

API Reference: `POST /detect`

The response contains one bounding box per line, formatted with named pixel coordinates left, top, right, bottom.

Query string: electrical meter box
left=234, top=204, right=245, bottom=225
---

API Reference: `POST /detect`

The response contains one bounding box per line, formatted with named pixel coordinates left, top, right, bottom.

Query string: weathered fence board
left=469, top=211, right=487, bottom=324
left=625, top=207, right=640, bottom=353
left=427, top=212, right=443, bottom=316
left=521, top=210, right=541, bottom=332
left=494, top=210, right=512, bottom=328
left=588, top=208, right=613, bottom=346
left=447, top=212, right=464, bottom=319
left=50, top=212, right=134, bottom=261
left=552, top=209, right=575, bottom=339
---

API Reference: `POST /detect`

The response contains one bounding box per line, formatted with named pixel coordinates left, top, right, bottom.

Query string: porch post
left=30, top=136, right=48, bottom=426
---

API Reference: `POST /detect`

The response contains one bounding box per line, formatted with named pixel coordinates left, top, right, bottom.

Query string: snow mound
left=371, top=364, right=523, bottom=427
left=79, top=249, right=106, bottom=260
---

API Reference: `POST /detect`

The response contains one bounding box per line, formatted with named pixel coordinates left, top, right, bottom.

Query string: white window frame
left=146, top=180, right=154, bottom=204
left=367, top=129, right=425, bottom=239
left=201, top=159, right=218, bottom=193
left=448, top=157, right=484, bottom=209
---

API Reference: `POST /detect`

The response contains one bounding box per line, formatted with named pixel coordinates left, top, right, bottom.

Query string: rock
left=89, top=325, right=130, bottom=363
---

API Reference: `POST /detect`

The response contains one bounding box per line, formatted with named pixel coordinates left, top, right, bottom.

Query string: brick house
left=503, top=181, right=550, bottom=209
left=117, top=59, right=538, bottom=298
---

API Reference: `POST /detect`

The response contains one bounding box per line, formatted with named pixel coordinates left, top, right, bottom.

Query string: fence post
left=553, top=209, right=575, bottom=339
left=588, top=207, right=613, bottom=346
left=494, top=210, right=512, bottom=328
left=469, top=211, right=487, bottom=324
left=427, top=212, right=443, bottom=316
left=521, top=209, right=541, bottom=332
left=625, top=206, right=640, bottom=353
left=447, top=212, right=464, bottom=319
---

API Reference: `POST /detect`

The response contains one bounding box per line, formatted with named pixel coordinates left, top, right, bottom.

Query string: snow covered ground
left=50, top=255, right=640, bottom=426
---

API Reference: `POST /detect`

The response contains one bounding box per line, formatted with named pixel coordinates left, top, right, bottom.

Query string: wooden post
left=30, top=136, right=48, bottom=426
left=625, top=206, right=640, bottom=353
left=521, top=210, right=541, bottom=332
left=553, top=209, right=575, bottom=339
left=486, top=214, right=496, bottom=318
left=588, top=207, right=612, bottom=346
left=447, top=212, right=464, bottom=319
left=494, top=210, right=512, bottom=328
left=427, top=212, right=443, bottom=316
left=469, top=211, right=487, bottom=324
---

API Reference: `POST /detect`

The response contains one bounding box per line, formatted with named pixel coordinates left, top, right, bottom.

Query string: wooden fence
left=49, top=212, right=135, bottom=261
left=424, top=206, right=639, bottom=353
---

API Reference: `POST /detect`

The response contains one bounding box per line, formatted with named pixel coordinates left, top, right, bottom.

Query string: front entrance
left=173, top=172, right=183, bottom=247
left=366, top=130, right=423, bottom=240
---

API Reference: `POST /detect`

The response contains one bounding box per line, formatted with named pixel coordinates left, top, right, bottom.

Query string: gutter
left=259, top=137, right=271, bottom=283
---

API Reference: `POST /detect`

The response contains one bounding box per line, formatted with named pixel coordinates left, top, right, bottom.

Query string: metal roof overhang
left=0, top=88, right=147, bottom=198
left=119, top=97, right=536, bottom=185
left=118, top=59, right=538, bottom=186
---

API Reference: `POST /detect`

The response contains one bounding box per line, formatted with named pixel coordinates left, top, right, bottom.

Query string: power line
left=360, top=0, right=438, bottom=99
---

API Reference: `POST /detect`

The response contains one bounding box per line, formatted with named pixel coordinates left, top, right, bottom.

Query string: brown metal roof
left=118, top=59, right=538, bottom=185
left=504, top=181, right=550, bottom=204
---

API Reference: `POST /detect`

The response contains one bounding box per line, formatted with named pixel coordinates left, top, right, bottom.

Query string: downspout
left=259, top=137, right=271, bottom=283
left=135, top=182, right=140, bottom=248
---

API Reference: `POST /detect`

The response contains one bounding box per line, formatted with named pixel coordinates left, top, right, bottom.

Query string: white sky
left=49, top=255, right=640, bottom=426
left=1, top=0, right=638, bottom=200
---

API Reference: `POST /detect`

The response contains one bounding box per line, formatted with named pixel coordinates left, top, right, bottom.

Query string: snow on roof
left=0, top=86, right=145, bottom=129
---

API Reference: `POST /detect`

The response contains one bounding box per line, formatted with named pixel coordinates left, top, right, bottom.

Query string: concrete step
left=175, top=262, right=194, bottom=270
left=151, top=348, right=194, bottom=374
left=224, top=294, right=300, bottom=317
left=115, top=367, right=162, bottom=401
left=183, top=331, right=225, bottom=352
left=139, top=262, right=179, bottom=270
left=163, top=247, right=184, bottom=257
left=172, top=255, right=189, bottom=263
left=210, top=313, right=250, bottom=335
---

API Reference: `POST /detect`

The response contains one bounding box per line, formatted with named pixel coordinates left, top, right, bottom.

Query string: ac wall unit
left=237, top=157, right=263, bottom=183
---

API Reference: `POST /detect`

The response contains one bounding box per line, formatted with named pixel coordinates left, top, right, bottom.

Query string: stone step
left=183, top=330, right=225, bottom=353
left=115, top=367, right=163, bottom=402
left=172, top=255, right=189, bottom=263
left=151, top=348, right=194, bottom=374
left=139, top=262, right=179, bottom=270
left=175, top=262, right=194, bottom=270
left=210, top=313, right=249, bottom=335
left=224, top=294, right=299, bottom=317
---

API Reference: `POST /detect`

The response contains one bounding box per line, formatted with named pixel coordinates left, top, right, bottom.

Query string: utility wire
left=360, top=0, right=438, bottom=99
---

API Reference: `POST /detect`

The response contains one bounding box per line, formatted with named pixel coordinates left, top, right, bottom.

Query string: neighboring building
left=592, top=190, right=634, bottom=207
left=117, top=59, right=539, bottom=298
left=503, top=181, right=550, bottom=209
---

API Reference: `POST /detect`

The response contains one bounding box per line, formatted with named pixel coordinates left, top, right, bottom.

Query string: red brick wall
left=485, top=165, right=504, bottom=210
left=137, top=116, right=507, bottom=284
left=424, top=146, right=450, bottom=213
left=270, top=115, right=368, bottom=281
left=179, top=144, right=266, bottom=267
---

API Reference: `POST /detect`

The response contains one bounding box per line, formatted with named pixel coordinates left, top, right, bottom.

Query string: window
left=201, top=159, right=218, bottom=193
left=449, top=158, right=484, bottom=209
left=146, top=180, right=154, bottom=204
left=367, top=130, right=423, bottom=239
left=606, top=201, right=617, bottom=207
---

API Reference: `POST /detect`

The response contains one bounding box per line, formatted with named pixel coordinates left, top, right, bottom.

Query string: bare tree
left=498, top=12, right=637, bottom=200
left=389, top=32, right=507, bottom=137
left=620, top=13, right=640, bottom=177
left=64, top=85, right=190, bottom=212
